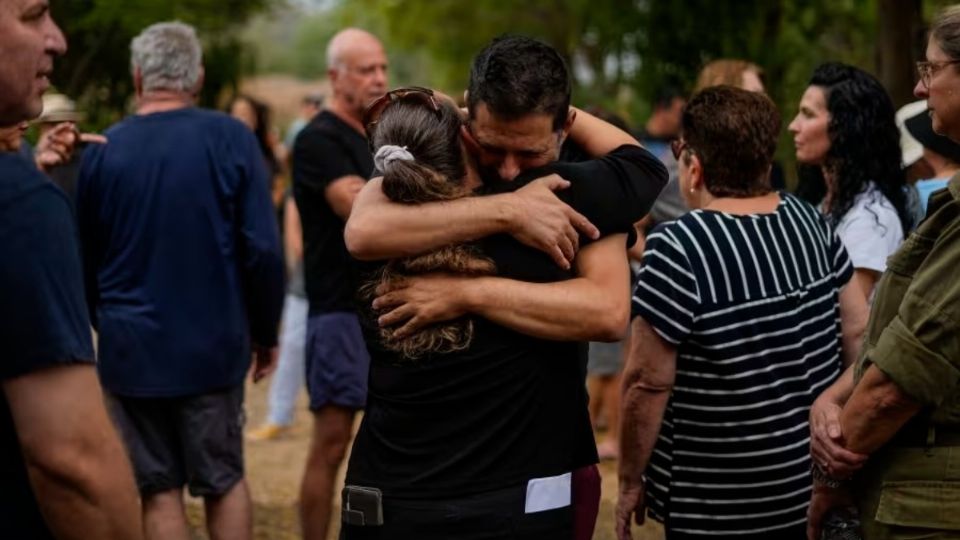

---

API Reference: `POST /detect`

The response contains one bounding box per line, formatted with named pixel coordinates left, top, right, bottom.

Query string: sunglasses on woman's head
left=671, top=139, right=692, bottom=160
left=363, top=86, right=441, bottom=135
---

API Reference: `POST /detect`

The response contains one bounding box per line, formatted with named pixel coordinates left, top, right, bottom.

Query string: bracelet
left=811, top=463, right=845, bottom=489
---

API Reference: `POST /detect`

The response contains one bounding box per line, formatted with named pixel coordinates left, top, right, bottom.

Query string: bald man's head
left=325, top=28, right=388, bottom=121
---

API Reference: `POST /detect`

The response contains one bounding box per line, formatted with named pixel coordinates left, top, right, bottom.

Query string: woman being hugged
left=791, top=63, right=911, bottom=301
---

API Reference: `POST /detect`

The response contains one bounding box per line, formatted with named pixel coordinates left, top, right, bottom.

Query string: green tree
left=50, top=0, right=280, bottom=129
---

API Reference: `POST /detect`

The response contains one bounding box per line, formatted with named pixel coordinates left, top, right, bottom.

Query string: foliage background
left=48, top=0, right=960, bottom=185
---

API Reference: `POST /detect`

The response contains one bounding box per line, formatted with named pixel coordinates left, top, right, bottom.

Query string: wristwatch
left=811, top=463, right=845, bottom=489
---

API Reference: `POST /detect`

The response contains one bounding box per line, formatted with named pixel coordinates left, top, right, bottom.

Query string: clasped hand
left=372, top=274, right=470, bottom=337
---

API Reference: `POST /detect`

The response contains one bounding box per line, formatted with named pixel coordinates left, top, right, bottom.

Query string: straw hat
left=36, top=93, right=84, bottom=123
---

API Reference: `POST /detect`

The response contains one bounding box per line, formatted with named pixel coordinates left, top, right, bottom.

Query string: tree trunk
left=877, top=0, right=924, bottom=108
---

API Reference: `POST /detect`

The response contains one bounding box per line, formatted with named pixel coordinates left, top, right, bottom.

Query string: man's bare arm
left=325, top=175, right=367, bottom=220
left=346, top=175, right=598, bottom=268
left=374, top=234, right=630, bottom=341
left=344, top=106, right=643, bottom=265
left=4, top=364, right=142, bottom=540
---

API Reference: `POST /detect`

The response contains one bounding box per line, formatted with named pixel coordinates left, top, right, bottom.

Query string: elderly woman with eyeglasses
left=615, top=86, right=868, bottom=540
left=807, top=6, right=960, bottom=540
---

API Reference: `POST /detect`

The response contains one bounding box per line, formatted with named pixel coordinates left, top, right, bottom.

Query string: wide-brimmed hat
left=36, top=93, right=83, bottom=123
left=905, top=106, right=960, bottom=164
left=896, top=100, right=927, bottom=167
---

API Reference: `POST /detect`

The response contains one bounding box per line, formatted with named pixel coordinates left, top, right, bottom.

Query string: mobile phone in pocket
left=342, top=485, right=384, bottom=526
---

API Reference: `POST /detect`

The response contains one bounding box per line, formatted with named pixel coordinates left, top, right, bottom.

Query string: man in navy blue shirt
left=77, top=21, right=284, bottom=540
left=0, top=1, right=142, bottom=538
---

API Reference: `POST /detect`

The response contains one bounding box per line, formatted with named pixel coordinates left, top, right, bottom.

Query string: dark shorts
left=306, top=311, right=370, bottom=411
left=106, top=384, right=245, bottom=497
left=340, top=478, right=574, bottom=540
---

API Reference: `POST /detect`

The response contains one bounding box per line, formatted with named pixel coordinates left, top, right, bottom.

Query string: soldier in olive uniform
left=807, top=6, right=960, bottom=539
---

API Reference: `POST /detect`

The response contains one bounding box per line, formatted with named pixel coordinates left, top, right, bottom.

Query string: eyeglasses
left=671, top=139, right=692, bottom=160
left=916, top=60, right=960, bottom=89
left=362, top=86, right=440, bottom=134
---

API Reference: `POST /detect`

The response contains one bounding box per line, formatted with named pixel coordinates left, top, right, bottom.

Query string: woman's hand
left=807, top=484, right=854, bottom=540
left=615, top=478, right=646, bottom=540
left=809, top=392, right=868, bottom=479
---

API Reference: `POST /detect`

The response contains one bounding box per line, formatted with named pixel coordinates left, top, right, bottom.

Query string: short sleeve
left=828, top=227, right=854, bottom=289
left=631, top=224, right=699, bottom=345
left=292, top=127, right=362, bottom=194
left=0, top=184, right=94, bottom=379
left=836, top=200, right=903, bottom=273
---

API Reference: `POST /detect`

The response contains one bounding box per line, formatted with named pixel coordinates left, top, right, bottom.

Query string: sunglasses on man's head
left=362, top=86, right=441, bottom=136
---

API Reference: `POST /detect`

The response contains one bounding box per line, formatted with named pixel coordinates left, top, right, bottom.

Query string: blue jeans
left=266, top=293, right=308, bottom=426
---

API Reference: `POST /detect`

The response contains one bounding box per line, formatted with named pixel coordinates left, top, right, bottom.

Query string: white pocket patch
left=524, top=472, right=572, bottom=514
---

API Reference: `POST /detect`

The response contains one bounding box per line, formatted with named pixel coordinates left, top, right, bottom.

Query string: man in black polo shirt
left=0, top=1, right=140, bottom=538
left=291, top=27, right=387, bottom=540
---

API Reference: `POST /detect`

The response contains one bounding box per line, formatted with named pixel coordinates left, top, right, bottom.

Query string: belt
left=890, top=421, right=960, bottom=447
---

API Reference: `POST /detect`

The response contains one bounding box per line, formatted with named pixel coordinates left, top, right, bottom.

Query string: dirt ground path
left=185, top=380, right=663, bottom=540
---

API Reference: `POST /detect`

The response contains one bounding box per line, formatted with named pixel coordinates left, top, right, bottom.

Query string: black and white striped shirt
left=632, top=193, right=853, bottom=538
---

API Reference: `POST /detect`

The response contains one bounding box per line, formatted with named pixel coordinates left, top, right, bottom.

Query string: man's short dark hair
left=467, top=35, right=571, bottom=131
left=681, top=85, right=780, bottom=197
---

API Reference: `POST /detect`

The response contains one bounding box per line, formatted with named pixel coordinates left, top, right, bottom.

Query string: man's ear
left=689, top=154, right=705, bottom=192
left=328, top=65, right=341, bottom=88
left=460, top=124, right=480, bottom=154
left=133, top=67, right=143, bottom=97
left=559, top=108, right=576, bottom=144
left=192, top=66, right=205, bottom=96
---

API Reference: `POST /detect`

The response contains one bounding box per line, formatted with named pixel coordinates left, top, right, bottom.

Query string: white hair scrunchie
left=374, top=144, right=415, bottom=171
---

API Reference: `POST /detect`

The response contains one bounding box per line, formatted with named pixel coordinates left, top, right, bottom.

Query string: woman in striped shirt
left=615, top=86, right=868, bottom=540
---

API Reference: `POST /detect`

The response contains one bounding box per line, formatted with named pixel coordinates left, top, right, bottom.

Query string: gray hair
left=130, top=21, right=203, bottom=93
left=932, top=5, right=960, bottom=62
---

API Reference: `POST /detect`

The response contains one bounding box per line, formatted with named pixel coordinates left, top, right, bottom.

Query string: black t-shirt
left=346, top=144, right=667, bottom=499
left=292, top=110, right=374, bottom=313
left=0, top=153, right=95, bottom=538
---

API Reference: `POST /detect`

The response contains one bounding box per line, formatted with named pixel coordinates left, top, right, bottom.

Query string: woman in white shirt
left=790, top=62, right=910, bottom=301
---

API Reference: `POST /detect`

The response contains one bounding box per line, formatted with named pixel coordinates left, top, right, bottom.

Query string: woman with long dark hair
left=228, top=94, right=283, bottom=206
left=790, top=63, right=910, bottom=301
